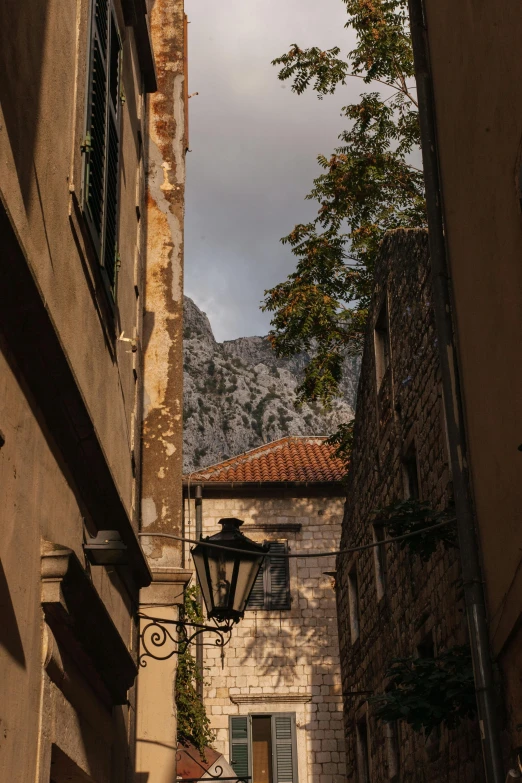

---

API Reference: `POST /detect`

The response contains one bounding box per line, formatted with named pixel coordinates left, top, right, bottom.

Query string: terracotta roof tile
left=185, top=436, right=346, bottom=484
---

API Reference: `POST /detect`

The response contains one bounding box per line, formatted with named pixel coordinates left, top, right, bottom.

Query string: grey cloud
left=185, top=0, right=361, bottom=340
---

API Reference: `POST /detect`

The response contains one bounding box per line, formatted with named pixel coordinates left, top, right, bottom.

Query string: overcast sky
left=184, top=0, right=360, bottom=341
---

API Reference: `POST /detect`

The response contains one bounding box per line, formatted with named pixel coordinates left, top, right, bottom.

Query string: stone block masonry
left=336, top=229, right=484, bottom=783
left=184, top=491, right=348, bottom=783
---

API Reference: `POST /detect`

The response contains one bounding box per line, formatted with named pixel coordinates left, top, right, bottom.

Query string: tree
left=262, top=0, right=426, bottom=407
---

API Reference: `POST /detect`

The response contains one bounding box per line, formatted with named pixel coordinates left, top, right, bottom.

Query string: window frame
left=229, top=713, right=298, bottom=783
left=348, top=561, right=360, bottom=644
left=374, top=295, right=391, bottom=392
left=245, top=540, right=291, bottom=612
left=402, top=440, right=421, bottom=500
left=355, top=710, right=371, bottom=783
left=372, top=523, right=387, bottom=602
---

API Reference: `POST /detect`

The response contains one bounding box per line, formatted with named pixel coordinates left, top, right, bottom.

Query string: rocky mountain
left=183, top=296, right=360, bottom=472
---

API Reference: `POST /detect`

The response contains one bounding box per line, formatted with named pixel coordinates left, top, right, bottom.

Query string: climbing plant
left=176, top=586, right=215, bottom=755
left=370, top=645, right=476, bottom=735
left=262, top=0, right=426, bottom=407
left=373, top=498, right=457, bottom=561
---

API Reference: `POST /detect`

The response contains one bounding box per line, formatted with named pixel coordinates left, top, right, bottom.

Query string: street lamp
left=191, top=518, right=268, bottom=623
left=138, top=518, right=268, bottom=666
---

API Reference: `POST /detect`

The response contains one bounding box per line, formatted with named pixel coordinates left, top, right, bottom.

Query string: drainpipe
left=195, top=484, right=204, bottom=699
left=407, top=2, right=504, bottom=780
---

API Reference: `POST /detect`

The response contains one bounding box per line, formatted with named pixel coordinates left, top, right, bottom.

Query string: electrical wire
left=138, top=518, right=455, bottom=559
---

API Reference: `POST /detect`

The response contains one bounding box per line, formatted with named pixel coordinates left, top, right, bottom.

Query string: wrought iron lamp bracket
left=137, top=613, right=236, bottom=666
left=176, top=751, right=251, bottom=783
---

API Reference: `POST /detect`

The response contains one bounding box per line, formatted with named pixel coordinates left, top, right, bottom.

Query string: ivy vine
left=370, top=645, right=476, bottom=735
left=176, top=586, right=215, bottom=755
left=374, top=499, right=457, bottom=561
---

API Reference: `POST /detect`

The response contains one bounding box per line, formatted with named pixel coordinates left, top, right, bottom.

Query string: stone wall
left=335, top=229, right=484, bottom=782
left=184, top=492, right=347, bottom=783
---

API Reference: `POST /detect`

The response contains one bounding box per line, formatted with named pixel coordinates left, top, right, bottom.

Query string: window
left=83, top=0, right=122, bottom=298
left=247, top=542, right=290, bottom=611
left=348, top=564, right=360, bottom=643
left=403, top=443, right=420, bottom=499
left=374, top=298, right=390, bottom=390
left=416, top=632, right=440, bottom=758
left=384, top=720, right=400, bottom=780
left=356, top=714, right=371, bottom=783
left=372, top=524, right=387, bottom=601
left=230, top=714, right=298, bottom=783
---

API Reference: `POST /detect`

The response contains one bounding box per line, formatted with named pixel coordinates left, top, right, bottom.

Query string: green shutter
left=230, top=716, right=250, bottom=781
left=246, top=559, right=266, bottom=609
left=102, top=12, right=121, bottom=293
left=83, top=0, right=121, bottom=296
left=267, top=542, right=290, bottom=610
left=84, top=0, right=109, bottom=253
left=272, top=715, right=296, bottom=783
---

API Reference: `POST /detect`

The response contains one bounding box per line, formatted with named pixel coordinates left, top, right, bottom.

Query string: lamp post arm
left=137, top=613, right=236, bottom=666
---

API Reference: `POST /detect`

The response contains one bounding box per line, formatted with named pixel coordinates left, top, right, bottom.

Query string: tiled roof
left=185, top=436, right=346, bottom=484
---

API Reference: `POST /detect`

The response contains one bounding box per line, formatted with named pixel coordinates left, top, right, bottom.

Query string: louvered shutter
left=83, top=0, right=121, bottom=296
left=272, top=715, right=297, bottom=783
left=84, top=0, right=109, bottom=254
left=246, top=559, right=266, bottom=609
left=267, top=542, right=290, bottom=610
left=102, top=12, right=121, bottom=293
left=230, top=716, right=250, bottom=781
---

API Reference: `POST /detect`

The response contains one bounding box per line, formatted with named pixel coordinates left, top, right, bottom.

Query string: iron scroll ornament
left=137, top=613, right=236, bottom=666
left=176, top=749, right=251, bottom=783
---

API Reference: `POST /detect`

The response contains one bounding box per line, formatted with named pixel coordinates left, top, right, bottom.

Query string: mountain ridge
left=183, top=296, right=359, bottom=473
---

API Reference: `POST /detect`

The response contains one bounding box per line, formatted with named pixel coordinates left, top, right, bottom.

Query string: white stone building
left=183, top=437, right=348, bottom=783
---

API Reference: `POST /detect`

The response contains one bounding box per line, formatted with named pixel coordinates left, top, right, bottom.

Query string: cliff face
left=183, top=296, right=359, bottom=472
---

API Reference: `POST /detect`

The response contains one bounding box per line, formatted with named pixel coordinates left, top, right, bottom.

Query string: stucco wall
left=0, top=0, right=144, bottom=516
left=184, top=493, right=347, bottom=783
left=421, top=0, right=522, bottom=746
left=0, top=0, right=155, bottom=780
left=336, top=230, right=483, bottom=782
left=0, top=349, right=136, bottom=782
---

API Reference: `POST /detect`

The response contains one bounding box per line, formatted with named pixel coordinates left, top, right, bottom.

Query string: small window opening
left=403, top=444, right=420, bottom=500
left=348, top=565, right=360, bottom=643
left=356, top=714, right=371, bottom=783
left=374, top=299, right=390, bottom=390
left=416, top=631, right=440, bottom=755
left=384, top=720, right=400, bottom=780
left=372, top=524, right=387, bottom=601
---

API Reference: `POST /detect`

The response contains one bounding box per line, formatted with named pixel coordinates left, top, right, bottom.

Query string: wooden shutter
left=230, top=716, right=251, bottom=781
left=267, top=542, right=290, bottom=610
left=271, top=715, right=297, bottom=783
left=247, top=559, right=266, bottom=609
left=84, top=0, right=121, bottom=296
left=102, top=10, right=121, bottom=293
left=84, top=0, right=109, bottom=253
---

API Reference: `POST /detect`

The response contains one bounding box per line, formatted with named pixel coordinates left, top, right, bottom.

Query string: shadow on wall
left=0, top=559, right=26, bottom=668
left=0, top=0, right=51, bottom=207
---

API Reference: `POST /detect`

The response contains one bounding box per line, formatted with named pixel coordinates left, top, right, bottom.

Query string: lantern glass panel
left=207, top=549, right=236, bottom=612
left=234, top=556, right=264, bottom=614
left=192, top=547, right=213, bottom=613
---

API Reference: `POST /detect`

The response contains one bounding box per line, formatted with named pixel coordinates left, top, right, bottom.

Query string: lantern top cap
left=219, top=517, right=244, bottom=531
left=198, top=517, right=268, bottom=554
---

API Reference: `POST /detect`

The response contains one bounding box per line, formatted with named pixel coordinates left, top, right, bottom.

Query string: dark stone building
left=336, top=229, right=484, bottom=782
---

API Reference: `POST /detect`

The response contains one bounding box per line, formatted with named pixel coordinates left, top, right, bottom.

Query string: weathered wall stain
left=141, top=0, right=186, bottom=568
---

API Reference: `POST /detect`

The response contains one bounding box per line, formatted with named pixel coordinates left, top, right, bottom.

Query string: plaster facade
left=336, top=230, right=484, bottom=782
left=0, top=0, right=187, bottom=780
left=416, top=0, right=522, bottom=759
left=183, top=487, right=348, bottom=783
